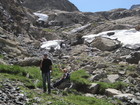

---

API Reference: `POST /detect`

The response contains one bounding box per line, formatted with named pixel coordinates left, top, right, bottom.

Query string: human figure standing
left=40, top=53, right=52, bottom=94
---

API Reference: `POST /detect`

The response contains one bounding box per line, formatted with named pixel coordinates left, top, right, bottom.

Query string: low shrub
left=71, top=69, right=90, bottom=85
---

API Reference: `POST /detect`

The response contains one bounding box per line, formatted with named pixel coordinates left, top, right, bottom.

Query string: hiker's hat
left=43, top=52, right=48, bottom=56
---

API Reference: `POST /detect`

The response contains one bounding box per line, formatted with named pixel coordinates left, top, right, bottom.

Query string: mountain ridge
left=22, top=0, right=79, bottom=12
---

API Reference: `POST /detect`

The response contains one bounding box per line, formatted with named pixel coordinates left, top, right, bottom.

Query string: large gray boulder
left=91, top=37, right=121, bottom=51
left=105, top=88, right=122, bottom=97
left=17, top=57, right=41, bottom=66
left=126, top=51, right=140, bottom=64
left=48, top=11, right=91, bottom=26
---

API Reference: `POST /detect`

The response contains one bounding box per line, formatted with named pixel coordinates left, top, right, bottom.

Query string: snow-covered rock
left=83, top=29, right=140, bottom=50
left=41, top=40, right=64, bottom=50
left=34, top=13, right=48, bottom=22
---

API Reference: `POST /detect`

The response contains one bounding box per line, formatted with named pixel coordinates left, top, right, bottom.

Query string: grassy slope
left=0, top=64, right=115, bottom=105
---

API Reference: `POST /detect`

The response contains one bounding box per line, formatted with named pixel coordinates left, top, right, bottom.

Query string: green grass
left=113, top=63, right=137, bottom=72
left=63, top=94, right=113, bottom=105
left=0, top=54, right=4, bottom=59
left=0, top=73, right=35, bottom=88
left=71, top=69, right=91, bottom=85
left=0, top=64, right=118, bottom=105
left=0, top=65, right=41, bottom=79
left=0, top=64, right=68, bottom=88
left=125, top=64, right=137, bottom=71
left=52, top=64, right=64, bottom=81
left=0, top=64, right=42, bottom=88
left=42, top=28, right=55, bottom=32
left=19, top=86, right=114, bottom=105
left=97, top=81, right=128, bottom=94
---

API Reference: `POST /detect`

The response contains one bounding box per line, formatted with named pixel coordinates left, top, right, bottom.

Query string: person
left=40, top=53, right=52, bottom=94
left=53, top=68, right=70, bottom=88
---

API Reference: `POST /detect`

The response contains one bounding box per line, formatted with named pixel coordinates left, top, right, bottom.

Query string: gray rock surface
left=0, top=79, right=27, bottom=105
left=22, top=0, right=79, bottom=12
left=105, top=88, right=122, bottom=96
left=91, top=37, right=121, bottom=51
left=130, top=4, right=140, bottom=10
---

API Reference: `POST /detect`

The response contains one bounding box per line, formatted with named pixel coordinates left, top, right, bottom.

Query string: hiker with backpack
left=40, top=53, right=53, bottom=94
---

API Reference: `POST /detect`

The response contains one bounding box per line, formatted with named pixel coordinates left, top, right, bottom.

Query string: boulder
left=130, top=98, right=140, bottom=104
left=126, top=51, right=140, bottom=64
left=88, top=83, right=100, bottom=94
left=0, top=37, right=18, bottom=47
left=70, top=45, right=88, bottom=56
left=91, top=37, right=121, bottom=51
left=105, top=88, right=122, bottom=96
left=95, top=63, right=108, bottom=69
left=2, top=45, right=22, bottom=55
left=89, top=73, right=107, bottom=81
left=57, top=80, right=72, bottom=89
left=135, top=25, right=140, bottom=31
left=114, top=94, right=135, bottom=100
left=107, top=74, right=119, bottom=83
left=17, top=57, right=41, bottom=66
left=0, top=59, right=7, bottom=65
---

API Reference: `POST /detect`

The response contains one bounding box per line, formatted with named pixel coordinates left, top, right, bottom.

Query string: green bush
left=71, top=69, right=90, bottom=85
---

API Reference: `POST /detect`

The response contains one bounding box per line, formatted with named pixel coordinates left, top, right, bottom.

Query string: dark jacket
left=40, top=58, right=52, bottom=73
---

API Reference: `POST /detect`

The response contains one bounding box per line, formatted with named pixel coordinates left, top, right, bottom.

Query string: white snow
left=83, top=28, right=140, bottom=47
left=34, top=13, right=48, bottom=22
left=41, top=40, right=64, bottom=50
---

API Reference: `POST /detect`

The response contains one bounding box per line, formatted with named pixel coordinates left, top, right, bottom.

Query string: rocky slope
left=130, top=4, right=140, bottom=10
left=0, top=0, right=140, bottom=105
left=22, top=0, right=79, bottom=12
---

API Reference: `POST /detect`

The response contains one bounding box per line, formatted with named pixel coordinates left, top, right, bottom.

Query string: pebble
left=0, top=79, right=28, bottom=105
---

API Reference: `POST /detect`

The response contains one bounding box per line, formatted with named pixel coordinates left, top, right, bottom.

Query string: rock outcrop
left=130, top=4, right=140, bottom=10
left=91, top=37, right=121, bottom=51
left=22, top=0, right=79, bottom=12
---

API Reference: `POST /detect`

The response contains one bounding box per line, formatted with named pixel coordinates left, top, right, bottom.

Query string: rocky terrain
left=0, top=0, right=140, bottom=105
left=22, top=0, right=79, bottom=12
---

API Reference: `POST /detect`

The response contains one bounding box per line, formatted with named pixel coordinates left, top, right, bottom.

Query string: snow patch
left=34, top=13, right=48, bottom=22
left=41, top=40, right=64, bottom=50
left=83, top=29, right=140, bottom=47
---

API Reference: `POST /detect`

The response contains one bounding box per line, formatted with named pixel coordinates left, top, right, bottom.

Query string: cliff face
left=130, top=4, right=140, bottom=10
left=0, top=0, right=35, bottom=37
left=22, top=0, right=79, bottom=12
